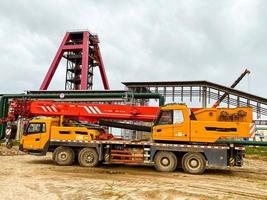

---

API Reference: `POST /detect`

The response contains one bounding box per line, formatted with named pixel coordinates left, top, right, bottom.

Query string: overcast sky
left=0, top=0, right=266, bottom=98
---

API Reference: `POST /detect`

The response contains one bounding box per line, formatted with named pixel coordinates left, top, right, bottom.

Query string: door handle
left=157, top=129, right=162, bottom=132
left=35, top=138, right=40, bottom=141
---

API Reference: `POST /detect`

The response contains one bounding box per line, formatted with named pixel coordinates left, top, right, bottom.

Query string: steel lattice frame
left=40, top=31, right=109, bottom=90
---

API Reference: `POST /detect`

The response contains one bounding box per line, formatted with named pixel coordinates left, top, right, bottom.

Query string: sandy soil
left=0, top=146, right=266, bottom=200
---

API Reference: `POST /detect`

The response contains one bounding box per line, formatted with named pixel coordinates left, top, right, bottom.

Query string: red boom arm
left=10, top=100, right=160, bottom=123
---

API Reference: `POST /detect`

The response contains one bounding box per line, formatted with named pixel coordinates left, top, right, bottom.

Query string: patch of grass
left=12, top=140, right=20, bottom=146
left=0, top=140, right=20, bottom=146
left=245, top=146, right=267, bottom=157
left=0, top=140, right=20, bottom=147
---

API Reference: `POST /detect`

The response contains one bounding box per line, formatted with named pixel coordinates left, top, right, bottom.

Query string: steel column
left=80, top=32, right=90, bottom=89
left=40, top=33, right=70, bottom=90
left=202, top=86, right=207, bottom=108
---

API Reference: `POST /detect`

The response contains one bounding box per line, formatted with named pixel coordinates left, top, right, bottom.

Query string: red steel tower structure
left=40, top=31, right=110, bottom=90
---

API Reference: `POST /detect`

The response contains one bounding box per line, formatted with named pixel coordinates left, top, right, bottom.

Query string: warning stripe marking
left=82, top=106, right=103, bottom=114
left=46, top=106, right=52, bottom=112
left=250, top=123, right=256, bottom=137
left=83, top=106, right=92, bottom=114
left=39, top=106, right=58, bottom=112
left=93, top=106, right=102, bottom=114
left=51, top=106, right=58, bottom=112
left=41, top=106, right=47, bottom=112
left=89, top=106, right=97, bottom=114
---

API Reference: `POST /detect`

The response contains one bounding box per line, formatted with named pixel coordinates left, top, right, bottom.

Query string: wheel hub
left=161, top=157, right=170, bottom=166
left=85, top=153, right=94, bottom=163
left=189, top=159, right=199, bottom=168
left=58, top=152, right=68, bottom=161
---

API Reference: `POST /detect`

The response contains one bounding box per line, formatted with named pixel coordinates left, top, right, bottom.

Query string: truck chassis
left=20, top=140, right=245, bottom=174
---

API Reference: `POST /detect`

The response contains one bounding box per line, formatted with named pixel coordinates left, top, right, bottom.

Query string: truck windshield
left=155, top=110, right=173, bottom=125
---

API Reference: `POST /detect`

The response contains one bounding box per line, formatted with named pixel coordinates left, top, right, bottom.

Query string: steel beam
left=123, top=80, right=267, bottom=118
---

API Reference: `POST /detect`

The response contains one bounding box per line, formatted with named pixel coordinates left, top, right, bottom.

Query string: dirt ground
left=0, top=146, right=266, bottom=200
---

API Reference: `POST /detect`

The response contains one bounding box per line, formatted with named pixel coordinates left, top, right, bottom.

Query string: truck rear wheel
left=154, top=151, right=177, bottom=172
left=53, top=146, right=75, bottom=166
left=182, top=152, right=206, bottom=174
left=78, top=148, right=99, bottom=167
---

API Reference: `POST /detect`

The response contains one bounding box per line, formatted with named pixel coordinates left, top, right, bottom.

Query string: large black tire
left=182, top=152, right=206, bottom=174
left=154, top=151, right=177, bottom=172
left=78, top=148, right=99, bottom=167
left=53, top=146, right=75, bottom=166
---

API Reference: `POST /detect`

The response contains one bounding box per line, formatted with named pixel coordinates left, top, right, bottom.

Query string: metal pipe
left=1, top=92, right=164, bottom=104
left=255, top=127, right=267, bottom=131
left=216, top=139, right=267, bottom=146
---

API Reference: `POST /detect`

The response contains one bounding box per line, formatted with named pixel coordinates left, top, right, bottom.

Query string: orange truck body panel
left=152, top=104, right=253, bottom=143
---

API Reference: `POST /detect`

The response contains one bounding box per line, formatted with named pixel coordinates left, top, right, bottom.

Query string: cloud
left=0, top=0, right=266, bottom=99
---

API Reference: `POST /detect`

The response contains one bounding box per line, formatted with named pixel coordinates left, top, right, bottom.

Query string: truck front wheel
left=182, top=152, right=206, bottom=174
left=53, top=146, right=75, bottom=166
left=78, top=148, right=99, bottom=167
left=154, top=151, right=177, bottom=172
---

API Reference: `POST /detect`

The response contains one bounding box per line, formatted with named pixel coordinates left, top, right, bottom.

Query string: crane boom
left=10, top=100, right=160, bottom=123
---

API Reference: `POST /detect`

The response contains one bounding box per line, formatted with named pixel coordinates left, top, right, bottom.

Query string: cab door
left=173, top=110, right=190, bottom=142
left=153, top=110, right=174, bottom=140
left=22, top=123, right=46, bottom=150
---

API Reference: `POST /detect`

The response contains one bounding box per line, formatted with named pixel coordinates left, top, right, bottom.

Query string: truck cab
left=153, top=104, right=190, bottom=142
left=20, top=118, right=55, bottom=154
left=20, top=117, right=101, bottom=155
